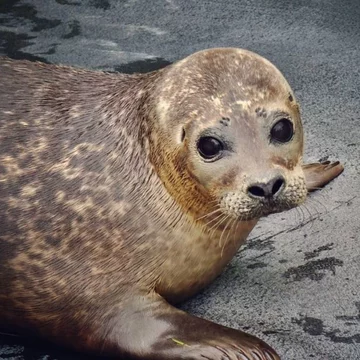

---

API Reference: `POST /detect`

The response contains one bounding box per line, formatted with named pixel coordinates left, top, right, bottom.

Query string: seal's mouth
left=229, top=199, right=299, bottom=221
left=252, top=198, right=299, bottom=218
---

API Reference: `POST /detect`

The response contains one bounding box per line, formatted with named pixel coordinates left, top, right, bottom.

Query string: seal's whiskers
left=196, top=207, right=222, bottom=221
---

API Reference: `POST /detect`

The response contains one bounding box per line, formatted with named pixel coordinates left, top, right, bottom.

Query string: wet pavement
left=0, top=1, right=360, bottom=359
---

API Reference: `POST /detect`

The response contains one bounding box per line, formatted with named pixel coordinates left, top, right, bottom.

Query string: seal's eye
left=271, top=119, right=294, bottom=143
left=197, top=137, right=223, bottom=159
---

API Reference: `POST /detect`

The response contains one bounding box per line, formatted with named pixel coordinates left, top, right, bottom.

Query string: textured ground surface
left=0, top=0, right=359, bottom=359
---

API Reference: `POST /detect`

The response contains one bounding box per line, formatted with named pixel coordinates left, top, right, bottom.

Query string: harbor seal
left=0, top=48, right=343, bottom=360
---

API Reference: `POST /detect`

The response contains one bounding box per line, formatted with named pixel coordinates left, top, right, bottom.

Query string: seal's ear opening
left=181, top=128, right=186, bottom=142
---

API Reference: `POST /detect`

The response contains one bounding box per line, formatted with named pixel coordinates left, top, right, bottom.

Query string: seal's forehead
left=155, top=48, right=293, bottom=126
left=162, top=48, right=290, bottom=95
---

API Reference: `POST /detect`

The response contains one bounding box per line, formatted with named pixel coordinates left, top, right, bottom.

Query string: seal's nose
left=247, top=176, right=285, bottom=199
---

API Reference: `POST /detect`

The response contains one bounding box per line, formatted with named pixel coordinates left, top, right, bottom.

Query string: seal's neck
left=99, top=71, right=197, bottom=233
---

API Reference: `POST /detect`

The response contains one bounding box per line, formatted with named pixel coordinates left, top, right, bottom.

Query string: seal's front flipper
left=302, top=161, right=344, bottom=192
left=97, top=293, right=279, bottom=360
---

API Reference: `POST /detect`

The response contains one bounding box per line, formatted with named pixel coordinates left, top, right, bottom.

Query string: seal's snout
left=247, top=175, right=285, bottom=200
left=219, top=169, right=307, bottom=220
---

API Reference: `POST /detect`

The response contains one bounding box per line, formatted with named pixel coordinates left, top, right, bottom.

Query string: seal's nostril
left=247, top=176, right=285, bottom=199
left=248, top=185, right=265, bottom=198
left=271, top=177, right=284, bottom=196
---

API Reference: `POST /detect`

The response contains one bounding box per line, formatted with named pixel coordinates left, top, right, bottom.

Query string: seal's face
left=153, top=48, right=307, bottom=222
left=187, top=104, right=306, bottom=221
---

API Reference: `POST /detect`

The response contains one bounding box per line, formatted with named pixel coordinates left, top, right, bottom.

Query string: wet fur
left=0, top=49, right=343, bottom=359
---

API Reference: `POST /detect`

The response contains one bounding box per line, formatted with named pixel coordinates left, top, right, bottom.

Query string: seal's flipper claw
left=98, top=293, right=280, bottom=360
left=302, top=161, right=344, bottom=192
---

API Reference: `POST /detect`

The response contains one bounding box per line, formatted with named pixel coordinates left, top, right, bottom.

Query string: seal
left=0, top=48, right=343, bottom=360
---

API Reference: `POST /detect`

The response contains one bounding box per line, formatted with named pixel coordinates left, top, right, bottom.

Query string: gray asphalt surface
left=0, top=1, right=359, bottom=359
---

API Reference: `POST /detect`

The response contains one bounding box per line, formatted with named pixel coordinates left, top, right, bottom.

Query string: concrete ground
left=0, top=0, right=359, bottom=359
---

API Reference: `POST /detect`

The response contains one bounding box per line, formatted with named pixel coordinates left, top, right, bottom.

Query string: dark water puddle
left=61, top=20, right=81, bottom=39
left=0, top=2, right=171, bottom=73
left=55, top=0, right=81, bottom=5
left=0, top=332, right=103, bottom=360
left=0, top=0, right=60, bottom=62
left=114, top=57, right=172, bottom=74
left=89, top=0, right=111, bottom=10
left=0, top=30, right=50, bottom=62
left=0, top=0, right=61, bottom=31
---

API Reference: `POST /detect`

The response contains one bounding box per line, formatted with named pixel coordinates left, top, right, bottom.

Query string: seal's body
left=0, top=48, right=343, bottom=360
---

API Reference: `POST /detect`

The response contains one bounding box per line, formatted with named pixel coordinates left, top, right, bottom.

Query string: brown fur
left=0, top=48, right=343, bottom=360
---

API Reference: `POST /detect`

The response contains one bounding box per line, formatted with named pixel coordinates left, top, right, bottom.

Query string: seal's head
left=149, top=47, right=306, bottom=223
